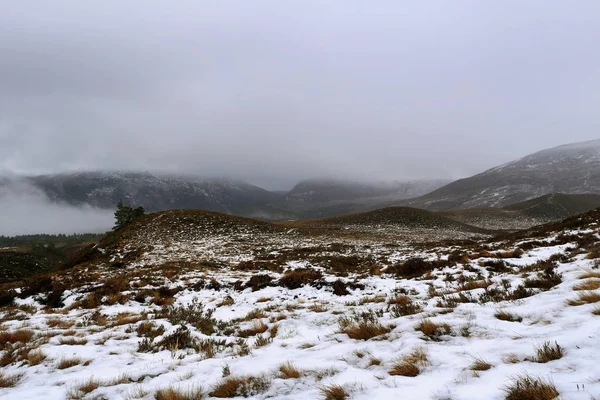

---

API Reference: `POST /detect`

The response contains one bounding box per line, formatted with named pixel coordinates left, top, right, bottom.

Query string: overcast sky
left=1, top=1, right=599, bottom=189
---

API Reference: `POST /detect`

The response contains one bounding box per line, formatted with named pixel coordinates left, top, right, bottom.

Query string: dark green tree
left=113, top=200, right=145, bottom=231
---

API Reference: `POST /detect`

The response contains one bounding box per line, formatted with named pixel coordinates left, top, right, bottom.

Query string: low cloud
left=0, top=180, right=113, bottom=235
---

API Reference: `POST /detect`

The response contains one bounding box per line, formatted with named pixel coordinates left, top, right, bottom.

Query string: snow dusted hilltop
left=407, top=138, right=600, bottom=210
left=0, top=207, right=599, bottom=399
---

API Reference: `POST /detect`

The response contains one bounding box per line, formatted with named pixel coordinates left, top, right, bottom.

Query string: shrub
left=279, top=269, right=323, bottom=289
left=159, top=299, right=217, bottom=335
left=245, top=275, right=273, bottom=291
left=388, top=258, right=436, bottom=279
left=388, top=295, right=423, bottom=317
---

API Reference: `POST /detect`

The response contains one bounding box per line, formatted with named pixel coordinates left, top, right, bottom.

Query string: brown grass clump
left=0, top=329, right=34, bottom=350
left=67, top=377, right=100, bottom=399
left=415, top=319, right=451, bottom=340
left=309, top=303, right=328, bottom=313
left=579, top=270, right=600, bottom=279
left=59, top=336, right=88, bottom=345
left=494, top=310, right=523, bottom=323
left=339, top=318, right=391, bottom=340
left=567, top=291, right=600, bottom=306
left=534, top=341, right=563, bottom=363
left=573, top=279, right=600, bottom=291
left=469, top=356, right=492, bottom=371
left=57, top=356, right=88, bottom=369
left=319, top=384, right=349, bottom=400
left=0, top=371, right=24, bottom=388
left=387, top=295, right=423, bottom=317
left=209, top=375, right=270, bottom=398
left=27, top=349, right=48, bottom=366
left=503, top=374, right=559, bottom=400
left=47, top=318, right=75, bottom=329
left=279, top=362, right=302, bottom=379
left=389, top=346, right=429, bottom=377
left=239, top=320, right=269, bottom=338
left=155, top=386, right=205, bottom=400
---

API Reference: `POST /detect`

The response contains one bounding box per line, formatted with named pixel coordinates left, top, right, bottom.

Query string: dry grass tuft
left=239, top=320, right=269, bottom=338
left=319, top=384, right=349, bottom=400
left=578, top=270, right=600, bottom=279
left=389, top=346, right=429, bottom=377
left=0, top=371, right=24, bottom=388
left=67, top=377, right=100, bottom=399
left=155, top=385, right=205, bottom=400
left=494, top=310, right=523, bottom=322
left=57, top=356, right=88, bottom=369
left=339, top=320, right=391, bottom=340
left=279, top=362, right=302, bottom=379
left=415, top=319, right=451, bottom=340
left=534, top=341, right=563, bottom=363
left=469, top=356, right=492, bottom=371
left=59, top=336, right=88, bottom=346
left=567, top=291, right=600, bottom=306
left=502, top=374, right=559, bottom=400
left=27, top=349, right=48, bottom=366
left=209, top=375, right=270, bottom=398
left=573, top=279, right=600, bottom=291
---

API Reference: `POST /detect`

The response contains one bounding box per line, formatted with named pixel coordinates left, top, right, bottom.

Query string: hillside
left=284, top=206, right=491, bottom=241
left=19, top=172, right=294, bottom=220
left=1, top=203, right=599, bottom=399
left=406, top=139, right=600, bottom=210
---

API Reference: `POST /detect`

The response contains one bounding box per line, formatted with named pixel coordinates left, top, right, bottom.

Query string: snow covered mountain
left=11, top=172, right=294, bottom=220
left=407, top=139, right=600, bottom=210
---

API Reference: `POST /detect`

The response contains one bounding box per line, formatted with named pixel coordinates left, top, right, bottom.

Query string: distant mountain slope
left=282, top=178, right=451, bottom=218
left=284, top=206, right=491, bottom=240
left=406, top=139, right=600, bottom=210
left=20, top=172, right=294, bottom=219
left=502, top=193, right=600, bottom=220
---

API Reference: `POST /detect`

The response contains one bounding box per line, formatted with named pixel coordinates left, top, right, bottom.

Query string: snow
left=1, top=228, right=599, bottom=399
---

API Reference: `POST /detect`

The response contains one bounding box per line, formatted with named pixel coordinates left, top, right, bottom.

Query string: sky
left=1, top=1, right=599, bottom=190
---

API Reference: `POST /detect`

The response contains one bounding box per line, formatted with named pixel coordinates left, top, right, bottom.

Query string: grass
left=567, top=291, right=600, bottom=306
left=239, top=320, right=269, bottom=337
left=67, top=377, right=100, bottom=399
left=209, top=375, right=270, bottom=398
left=389, top=346, right=429, bottom=377
left=534, top=341, right=563, bottom=363
left=469, top=356, right=492, bottom=371
left=58, top=336, right=89, bottom=345
left=57, top=356, right=88, bottom=369
left=415, top=319, right=451, bottom=340
left=339, top=319, right=391, bottom=340
left=26, top=349, right=48, bottom=365
left=502, top=374, right=559, bottom=400
left=155, top=385, right=205, bottom=400
left=279, top=362, right=302, bottom=379
left=573, top=279, right=600, bottom=291
left=0, top=371, right=24, bottom=388
left=494, top=310, right=523, bottom=322
left=319, top=384, right=349, bottom=400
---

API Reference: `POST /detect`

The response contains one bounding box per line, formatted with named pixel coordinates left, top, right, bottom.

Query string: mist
left=1, top=1, right=599, bottom=189
left=0, top=181, right=113, bottom=236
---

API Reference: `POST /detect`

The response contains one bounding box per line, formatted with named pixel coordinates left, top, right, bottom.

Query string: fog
left=0, top=181, right=113, bottom=235
left=0, top=1, right=598, bottom=189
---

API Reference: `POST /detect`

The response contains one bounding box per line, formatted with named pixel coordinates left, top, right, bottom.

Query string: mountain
left=406, top=139, right=600, bottom=210
left=12, top=171, right=295, bottom=220
left=281, top=178, right=451, bottom=218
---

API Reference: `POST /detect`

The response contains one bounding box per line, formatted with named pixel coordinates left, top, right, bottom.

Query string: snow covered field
left=0, top=212, right=599, bottom=400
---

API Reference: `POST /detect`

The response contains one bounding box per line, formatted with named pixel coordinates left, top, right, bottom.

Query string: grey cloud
left=1, top=1, right=599, bottom=189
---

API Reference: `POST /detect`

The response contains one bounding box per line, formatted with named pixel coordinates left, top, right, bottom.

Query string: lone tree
left=113, top=200, right=145, bottom=231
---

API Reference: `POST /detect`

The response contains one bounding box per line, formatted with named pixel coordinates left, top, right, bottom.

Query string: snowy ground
left=0, top=217, right=599, bottom=399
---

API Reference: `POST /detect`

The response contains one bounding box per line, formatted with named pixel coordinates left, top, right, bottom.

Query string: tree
left=113, top=200, right=145, bottom=231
